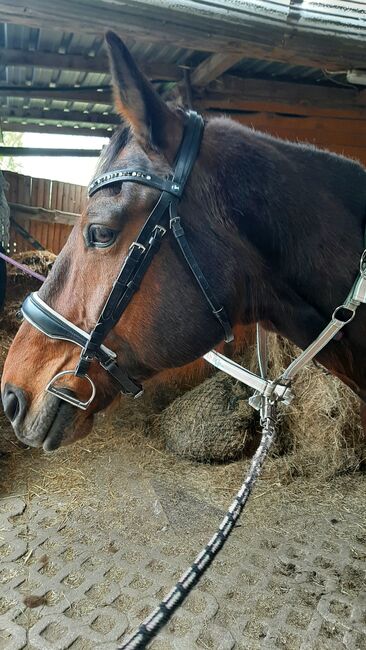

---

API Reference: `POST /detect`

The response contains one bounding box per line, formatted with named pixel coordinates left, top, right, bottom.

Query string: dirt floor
left=0, top=406, right=365, bottom=650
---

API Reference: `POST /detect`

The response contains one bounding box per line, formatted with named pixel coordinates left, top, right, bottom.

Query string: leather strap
left=170, top=208, right=233, bottom=343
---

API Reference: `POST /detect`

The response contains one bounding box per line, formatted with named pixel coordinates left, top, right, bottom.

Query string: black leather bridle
left=21, top=111, right=233, bottom=410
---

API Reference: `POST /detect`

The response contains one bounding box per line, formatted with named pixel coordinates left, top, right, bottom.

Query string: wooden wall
left=3, top=171, right=83, bottom=255
left=229, top=113, right=366, bottom=167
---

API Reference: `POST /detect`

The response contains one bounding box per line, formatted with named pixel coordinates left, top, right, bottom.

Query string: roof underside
left=0, top=1, right=365, bottom=137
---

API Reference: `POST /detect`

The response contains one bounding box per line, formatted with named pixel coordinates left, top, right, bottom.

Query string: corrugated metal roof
left=0, top=2, right=364, bottom=136
left=0, top=21, right=207, bottom=136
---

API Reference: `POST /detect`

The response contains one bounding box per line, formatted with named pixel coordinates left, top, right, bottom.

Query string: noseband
left=22, top=111, right=233, bottom=409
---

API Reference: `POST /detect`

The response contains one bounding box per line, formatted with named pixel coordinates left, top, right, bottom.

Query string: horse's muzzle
left=1, top=385, right=78, bottom=451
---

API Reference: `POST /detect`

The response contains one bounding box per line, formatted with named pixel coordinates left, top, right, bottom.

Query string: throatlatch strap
left=170, top=209, right=234, bottom=343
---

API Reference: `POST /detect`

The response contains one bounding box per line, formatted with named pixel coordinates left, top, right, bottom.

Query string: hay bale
left=159, top=372, right=258, bottom=462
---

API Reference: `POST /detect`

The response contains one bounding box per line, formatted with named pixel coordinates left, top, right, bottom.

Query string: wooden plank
left=191, top=52, right=243, bottom=87
left=19, top=175, right=31, bottom=205
left=196, top=76, right=366, bottom=121
left=59, top=225, right=71, bottom=253
left=50, top=180, right=58, bottom=211
left=231, top=113, right=366, bottom=149
left=73, top=184, right=84, bottom=215
left=55, top=181, right=63, bottom=211
left=31, top=220, right=43, bottom=250
left=0, top=0, right=365, bottom=70
left=36, top=177, right=45, bottom=207
left=30, top=177, right=39, bottom=207
left=199, top=97, right=366, bottom=122
left=41, top=179, right=51, bottom=248
left=10, top=204, right=79, bottom=226
left=61, top=183, right=73, bottom=212
left=16, top=174, right=25, bottom=206
left=0, top=47, right=181, bottom=81
left=67, top=183, right=76, bottom=214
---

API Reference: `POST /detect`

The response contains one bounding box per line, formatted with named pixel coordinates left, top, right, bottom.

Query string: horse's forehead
left=100, top=131, right=171, bottom=175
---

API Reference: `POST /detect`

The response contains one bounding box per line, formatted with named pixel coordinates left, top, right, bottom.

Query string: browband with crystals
left=88, top=169, right=182, bottom=198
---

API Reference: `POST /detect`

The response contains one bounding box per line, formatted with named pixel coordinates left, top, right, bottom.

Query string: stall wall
left=3, top=171, right=83, bottom=255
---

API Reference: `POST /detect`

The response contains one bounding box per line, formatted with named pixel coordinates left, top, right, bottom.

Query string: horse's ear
left=105, top=31, right=184, bottom=160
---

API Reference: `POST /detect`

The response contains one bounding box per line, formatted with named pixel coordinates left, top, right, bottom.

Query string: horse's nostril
left=2, top=386, right=27, bottom=424
left=6, top=392, right=19, bottom=421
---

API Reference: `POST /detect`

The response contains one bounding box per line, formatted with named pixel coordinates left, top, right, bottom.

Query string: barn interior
left=0, top=2, right=366, bottom=649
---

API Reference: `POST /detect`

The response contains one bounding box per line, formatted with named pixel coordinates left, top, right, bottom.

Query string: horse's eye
left=88, top=225, right=117, bottom=248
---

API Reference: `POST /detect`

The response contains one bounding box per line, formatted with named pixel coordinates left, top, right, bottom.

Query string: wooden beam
left=0, top=47, right=181, bottom=81
left=1, top=105, right=119, bottom=126
left=195, top=75, right=366, bottom=120
left=0, top=1, right=365, bottom=71
left=2, top=122, right=111, bottom=138
left=191, top=53, right=243, bottom=87
left=1, top=147, right=101, bottom=156
left=10, top=203, right=78, bottom=226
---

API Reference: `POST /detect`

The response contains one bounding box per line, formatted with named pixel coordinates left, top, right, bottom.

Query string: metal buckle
left=46, top=370, right=96, bottom=410
left=153, top=224, right=167, bottom=236
left=332, top=305, right=356, bottom=325
left=129, top=241, right=146, bottom=254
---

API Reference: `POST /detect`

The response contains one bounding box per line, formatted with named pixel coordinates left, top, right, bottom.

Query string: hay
left=0, top=250, right=56, bottom=333
left=264, top=335, right=365, bottom=479
left=10, top=250, right=56, bottom=275
left=5, top=250, right=56, bottom=300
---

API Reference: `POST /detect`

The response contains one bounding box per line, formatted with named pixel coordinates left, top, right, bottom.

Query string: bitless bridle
left=20, top=110, right=366, bottom=649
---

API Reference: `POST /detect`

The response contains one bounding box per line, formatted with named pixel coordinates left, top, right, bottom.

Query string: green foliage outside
left=0, top=131, right=23, bottom=172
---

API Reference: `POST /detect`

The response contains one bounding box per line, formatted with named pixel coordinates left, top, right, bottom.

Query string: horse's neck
left=228, top=129, right=366, bottom=347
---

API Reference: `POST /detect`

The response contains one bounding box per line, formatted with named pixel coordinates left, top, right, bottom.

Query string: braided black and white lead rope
left=118, top=399, right=277, bottom=650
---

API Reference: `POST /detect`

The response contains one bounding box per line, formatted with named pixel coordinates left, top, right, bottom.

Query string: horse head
left=1, top=32, right=251, bottom=450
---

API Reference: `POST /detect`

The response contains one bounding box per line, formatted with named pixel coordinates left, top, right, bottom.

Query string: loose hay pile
left=1, top=250, right=56, bottom=332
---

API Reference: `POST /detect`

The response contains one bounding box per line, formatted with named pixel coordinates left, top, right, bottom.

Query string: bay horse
left=2, top=31, right=366, bottom=451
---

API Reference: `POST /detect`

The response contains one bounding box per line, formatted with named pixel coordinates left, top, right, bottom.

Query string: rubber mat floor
left=0, top=417, right=365, bottom=650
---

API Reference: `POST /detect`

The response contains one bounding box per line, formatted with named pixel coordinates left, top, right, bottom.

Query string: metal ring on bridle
left=46, top=370, right=96, bottom=410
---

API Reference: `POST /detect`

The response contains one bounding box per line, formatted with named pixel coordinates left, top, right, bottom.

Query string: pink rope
left=0, top=251, right=46, bottom=282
